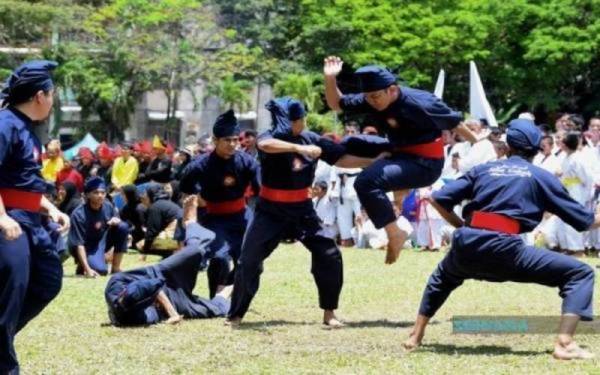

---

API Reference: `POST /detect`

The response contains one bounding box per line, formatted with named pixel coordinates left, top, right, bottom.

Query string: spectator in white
left=555, top=113, right=570, bottom=132
left=538, top=124, right=552, bottom=137
left=415, top=183, right=445, bottom=251
left=552, top=129, right=567, bottom=165
left=353, top=203, right=413, bottom=250
left=441, top=129, right=470, bottom=179
left=353, top=208, right=386, bottom=249
left=528, top=137, right=561, bottom=247
left=566, top=114, right=585, bottom=131
left=518, top=112, right=535, bottom=121
left=491, top=140, right=509, bottom=160
left=533, top=136, right=561, bottom=175
left=455, top=119, right=497, bottom=174
left=330, top=165, right=362, bottom=247
left=312, top=181, right=337, bottom=240
left=582, top=118, right=600, bottom=253
left=556, top=132, right=594, bottom=257
left=488, top=127, right=503, bottom=143
left=588, top=117, right=600, bottom=139
left=534, top=134, right=564, bottom=249
left=582, top=118, right=600, bottom=164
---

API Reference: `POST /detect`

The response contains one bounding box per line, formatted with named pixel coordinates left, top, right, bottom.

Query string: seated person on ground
left=120, top=184, right=147, bottom=250
left=137, top=183, right=182, bottom=254
left=68, top=177, right=130, bottom=277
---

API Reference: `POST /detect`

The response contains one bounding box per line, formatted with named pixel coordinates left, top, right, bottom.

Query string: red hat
left=97, top=142, right=113, bottom=160
left=166, top=142, right=174, bottom=155
left=140, top=140, right=152, bottom=154
left=78, top=147, right=94, bottom=160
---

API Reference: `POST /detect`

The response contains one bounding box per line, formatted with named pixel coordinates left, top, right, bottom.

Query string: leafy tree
left=215, top=0, right=600, bottom=121
left=273, top=73, right=323, bottom=112
left=207, top=74, right=253, bottom=112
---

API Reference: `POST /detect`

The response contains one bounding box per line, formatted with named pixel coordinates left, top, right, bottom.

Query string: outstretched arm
left=324, top=56, right=344, bottom=112
left=335, top=152, right=390, bottom=168
left=454, top=123, right=478, bottom=144
left=258, top=138, right=322, bottom=158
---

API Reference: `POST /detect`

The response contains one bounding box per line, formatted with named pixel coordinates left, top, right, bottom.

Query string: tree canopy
left=2, top=0, right=599, bottom=136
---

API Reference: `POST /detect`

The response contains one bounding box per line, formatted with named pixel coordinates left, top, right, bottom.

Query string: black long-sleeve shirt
left=143, top=198, right=182, bottom=252
left=137, top=156, right=172, bottom=184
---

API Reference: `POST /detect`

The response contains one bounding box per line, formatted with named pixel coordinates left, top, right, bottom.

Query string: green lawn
left=17, top=245, right=600, bottom=374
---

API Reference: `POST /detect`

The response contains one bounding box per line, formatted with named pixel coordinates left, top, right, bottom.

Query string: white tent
left=433, top=69, right=445, bottom=99
left=469, top=61, right=498, bottom=127
left=63, top=133, right=100, bottom=160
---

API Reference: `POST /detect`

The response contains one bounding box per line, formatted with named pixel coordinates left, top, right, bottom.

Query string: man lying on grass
left=105, top=196, right=232, bottom=326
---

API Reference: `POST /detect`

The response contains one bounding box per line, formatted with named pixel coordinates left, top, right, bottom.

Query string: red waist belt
left=0, top=188, right=42, bottom=212
left=470, top=211, right=520, bottom=234
left=393, top=137, right=444, bottom=159
left=205, top=198, right=246, bottom=215
left=259, top=186, right=311, bottom=203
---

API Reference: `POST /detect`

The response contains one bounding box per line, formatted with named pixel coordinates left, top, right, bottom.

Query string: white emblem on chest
left=223, top=175, right=236, bottom=187
left=292, top=157, right=304, bottom=171
left=387, top=118, right=399, bottom=128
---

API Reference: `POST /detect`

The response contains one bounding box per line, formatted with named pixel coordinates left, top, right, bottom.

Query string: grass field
left=17, top=245, right=600, bottom=374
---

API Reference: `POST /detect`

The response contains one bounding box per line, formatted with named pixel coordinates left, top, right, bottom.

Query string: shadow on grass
left=233, top=320, right=313, bottom=331
left=235, top=319, right=440, bottom=330
left=419, top=343, right=548, bottom=356
left=344, top=319, right=437, bottom=329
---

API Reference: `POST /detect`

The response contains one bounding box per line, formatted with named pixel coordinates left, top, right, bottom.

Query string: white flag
left=433, top=69, right=445, bottom=99
left=469, top=61, right=498, bottom=128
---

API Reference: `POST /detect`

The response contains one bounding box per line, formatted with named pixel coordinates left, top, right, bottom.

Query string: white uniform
left=552, top=147, right=567, bottom=167
left=533, top=152, right=561, bottom=176
left=314, top=160, right=333, bottom=185
left=556, top=151, right=594, bottom=251
left=415, top=182, right=446, bottom=249
left=531, top=150, right=563, bottom=247
left=330, top=167, right=362, bottom=240
left=581, top=144, right=600, bottom=249
left=442, top=141, right=470, bottom=178
left=313, top=194, right=337, bottom=240
left=353, top=215, right=413, bottom=250
left=458, top=138, right=497, bottom=174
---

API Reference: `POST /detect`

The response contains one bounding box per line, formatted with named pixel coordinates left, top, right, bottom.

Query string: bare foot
left=402, top=332, right=423, bottom=352
left=384, top=222, right=407, bottom=265
left=165, top=315, right=183, bottom=325
left=553, top=341, right=595, bottom=360
left=183, top=195, right=199, bottom=226
left=225, top=317, right=242, bottom=328
left=323, top=310, right=345, bottom=329
left=340, top=239, right=354, bottom=247
left=385, top=233, right=403, bottom=264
